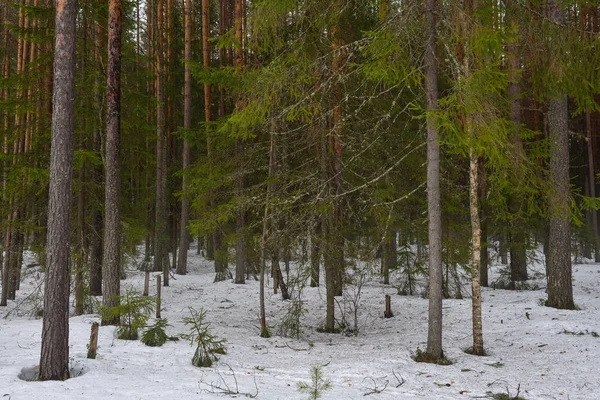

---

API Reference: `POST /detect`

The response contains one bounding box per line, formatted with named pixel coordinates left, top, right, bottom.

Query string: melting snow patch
left=18, top=361, right=89, bottom=382
left=18, top=365, right=39, bottom=381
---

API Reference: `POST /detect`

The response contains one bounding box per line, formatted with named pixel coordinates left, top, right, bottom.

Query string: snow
left=2, top=246, right=600, bottom=400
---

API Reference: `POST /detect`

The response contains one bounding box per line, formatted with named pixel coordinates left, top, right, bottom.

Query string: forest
left=1, top=0, right=600, bottom=397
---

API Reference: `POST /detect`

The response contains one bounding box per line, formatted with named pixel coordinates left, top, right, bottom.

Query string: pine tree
left=102, top=0, right=124, bottom=325
left=424, top=0, right=444, bottom=362
left=545, top=0, right=575, bottom=311
left=40, top=0, right=77, bottom=380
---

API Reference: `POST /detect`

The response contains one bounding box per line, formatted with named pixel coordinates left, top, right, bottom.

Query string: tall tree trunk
left=75, top=164, right=86, bottom=316
left=102, top=0, right=123, bottom=325
left=424, top=0, right=444, bottom=362
left=234, top=0, right=246, bottom=284
left=40, top=0, right=77, bottom=379
left=586, top=112, right=600, bottom=261
left=546, top=0, right=574, bottom=310
left=507, top=8, right=528, bottom=285
left=144, top=0, right=154, bottom=263
left=462, top=0, right=484, bottom=356
left=323, top=0, right=346, bottom=332
left=154, top=0, right=169, bottom=285
left=0, top=4, right=9, bottom=307
left=212, top=0, right=230, bottom=282
left=469, top=147, right=484, bottom=355
left=177, top=0, right=193, bottom=275
left=89, top=4, right=106, bottom=296
left=479, top=158, right=488, bottom=287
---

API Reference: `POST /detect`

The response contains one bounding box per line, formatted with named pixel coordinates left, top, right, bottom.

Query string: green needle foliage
left=141, top=318, right=171, bottom=347
left=297, top=365, right=332, bottom=400
left=180, top=307, right=227, bottom=368
left=101, top=290, right=154, bottom=340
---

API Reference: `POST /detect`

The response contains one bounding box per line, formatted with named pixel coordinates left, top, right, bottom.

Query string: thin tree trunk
left=154, top=0, right=169, bottom=286
left=310, top=220, right=320, bottom=287
left=424, top=0, right=444, bottom=362
left=75, top=164, right=86, bottom=316
left=40, top=0, right=77, bottom=379
left=234, top=0, right=246, bottom=284
left=479, top=158, right=488, bottom=287
left=176, top=0, right=193, bottom=275
left=469, top=148, right=484, bottom=356
left=259, top=127, right=279, bottom=337
left=102, top=0, right=123, bottom=325
left=323, top=0, right=346, bottom=332
left=382, top=230, right=395, bottom=285
left=212, top=0, right=230, bottom=282
left=89, top=5, right=106, bottom=296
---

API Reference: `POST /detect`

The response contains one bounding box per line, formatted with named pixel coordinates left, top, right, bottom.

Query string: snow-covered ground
left=1, top=246, right=600, bottom=400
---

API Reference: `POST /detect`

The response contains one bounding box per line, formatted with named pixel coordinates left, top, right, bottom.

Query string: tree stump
left=87, top=322, right=99, bottom=359
left=384, top=294, right=393, bottom=318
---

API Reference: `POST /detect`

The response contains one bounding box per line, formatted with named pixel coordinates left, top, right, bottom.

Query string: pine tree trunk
left=88, top=8, right=106, bottom=297
left=547, top=95, right=574, bottom=308
left=234, top=0, right=246, bottom=284
left=40, top=0, right=76, bottom=379
left=507, top=9, right=528, bottom=285
left=177, top=0, right=193, bottom=275
left=211, top=0, right=230, bottom=283
left=546, top=0, right=574, bottom=310
left=154, top=0, right=169, bottom=286
left=75, top=164, right=86, bottom=316
left=424, top=0, right=443, bottom=362
left=586, top=112, right=600, bottom=261
left=323, top=1, right=346, bottom=332
left=102, top=0, right=123, bottom=325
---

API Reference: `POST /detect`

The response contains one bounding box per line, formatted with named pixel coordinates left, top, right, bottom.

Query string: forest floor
left=1, top=244, right=600, bottom=400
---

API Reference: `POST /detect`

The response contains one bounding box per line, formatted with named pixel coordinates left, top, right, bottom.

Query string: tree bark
left=40, top=0, right=77, bottom=380
left=234, top=0, right=246, bottom=284
left=102, top=0, right=123, bottom=325
left=424, top=0, right=444, bottom=362
left=469, top=148, right=484, bottom=355
left=89, top=4, right=106, bottom=297
left=546, top=0, right=574, bottom=310
left=478, top=158, right=488, bottom=287
left=586, top=111, right=600, bottom=261
left=154, top=0, right=169, bottom=286
left=322, top=0, right=346, bottom=332
left=507, top=9, right=528, bottom=285
left=310, top=220, right=320, bottom=287
left=382, top=230, right=396, bottom=285
left=176, top=0, right=193, bottom=275
left=211, top=0, right=230, bottom=283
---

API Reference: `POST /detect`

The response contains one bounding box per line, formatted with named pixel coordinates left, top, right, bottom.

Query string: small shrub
left=297, top=365, right=332, bottom=400
left=486, top=390, right=527, bottom=400
left=260, top=325, right=271, bottom=338
left=101, top=290, right=154, bottom=340
left=142, top=318, right=170, bottom=347
left=180, top=307, right=226, bottom=368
